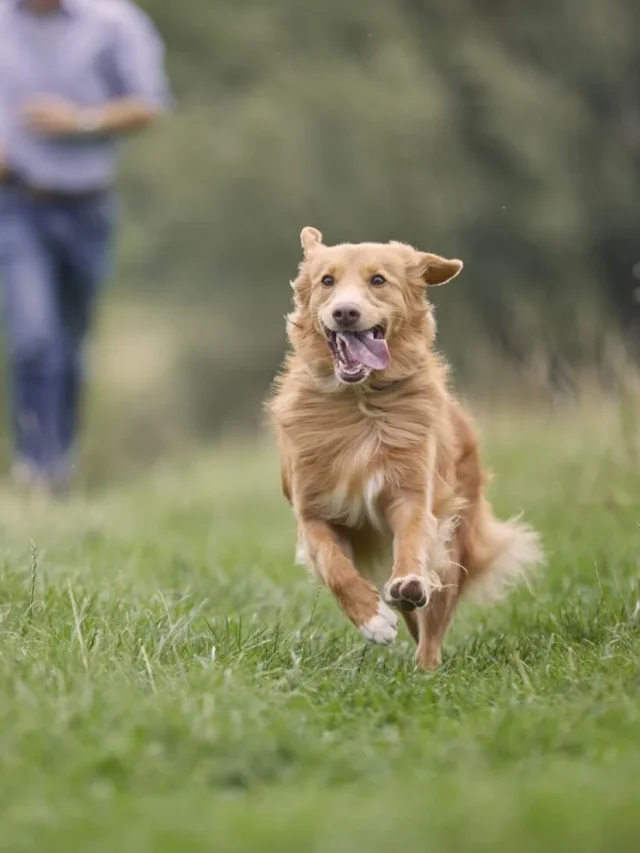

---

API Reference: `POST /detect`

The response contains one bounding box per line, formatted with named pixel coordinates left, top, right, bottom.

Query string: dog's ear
left=300, top=226, right=323, bottom=258
left=417, top=253, right=463, bottom=287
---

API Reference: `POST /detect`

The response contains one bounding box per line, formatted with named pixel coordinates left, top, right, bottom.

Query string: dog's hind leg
left=400, top=610, right=420, bottom=643
left=414, top=563, right=462, bottom=670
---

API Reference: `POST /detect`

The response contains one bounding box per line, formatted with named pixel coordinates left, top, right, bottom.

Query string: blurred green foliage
left=6, top=0, right=640, bottom=471
left=124, top=1, right=640, bottom=358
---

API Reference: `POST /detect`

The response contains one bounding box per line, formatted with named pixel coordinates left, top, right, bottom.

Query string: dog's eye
left=321, top=274, right=335, bottom=287
left=370, top=274, right=386, bottom=286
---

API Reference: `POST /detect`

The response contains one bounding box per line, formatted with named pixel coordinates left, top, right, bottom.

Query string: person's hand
left=21, top=96, right=81, bottom=136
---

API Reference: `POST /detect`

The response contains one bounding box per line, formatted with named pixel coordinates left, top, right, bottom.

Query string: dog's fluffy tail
left=463, top=500, right=544, bottom=603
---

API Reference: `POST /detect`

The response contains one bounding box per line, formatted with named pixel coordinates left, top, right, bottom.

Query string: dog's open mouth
left=324, top=325, right=390, bottom=383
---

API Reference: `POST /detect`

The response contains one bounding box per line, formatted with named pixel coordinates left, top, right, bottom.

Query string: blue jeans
left=0, top=186, right=115, bottom=482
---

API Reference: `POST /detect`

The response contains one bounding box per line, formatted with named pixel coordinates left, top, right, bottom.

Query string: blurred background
left=3, top=0, right=639, bottom=484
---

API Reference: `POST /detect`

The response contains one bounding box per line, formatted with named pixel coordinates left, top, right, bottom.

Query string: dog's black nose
left=332, top=303, right=361, bottom=327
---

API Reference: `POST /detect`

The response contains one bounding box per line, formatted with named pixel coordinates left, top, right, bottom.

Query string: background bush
left=4, top=0, right=640, bottom=476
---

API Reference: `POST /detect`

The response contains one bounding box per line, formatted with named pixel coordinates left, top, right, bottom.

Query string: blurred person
left=0, top=0, right=170, bottom=494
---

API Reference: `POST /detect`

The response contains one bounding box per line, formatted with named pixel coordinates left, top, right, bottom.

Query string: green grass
left=1, top=403, right=640, bottom=852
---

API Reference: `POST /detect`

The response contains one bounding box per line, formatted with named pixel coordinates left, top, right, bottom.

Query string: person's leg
left=55, top=192, right=116, bottom=484
left=0, top=189, right=63, bottom=483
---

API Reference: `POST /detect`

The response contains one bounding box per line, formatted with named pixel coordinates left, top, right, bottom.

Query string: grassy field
left=0, top=402, right=639, bottom=852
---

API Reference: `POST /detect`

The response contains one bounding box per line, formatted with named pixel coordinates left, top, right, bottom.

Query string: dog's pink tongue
left=339, top=332, right=390, bottom=370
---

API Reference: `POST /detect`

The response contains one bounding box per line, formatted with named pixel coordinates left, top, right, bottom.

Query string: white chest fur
left=323, top=469, right=386, bottom=530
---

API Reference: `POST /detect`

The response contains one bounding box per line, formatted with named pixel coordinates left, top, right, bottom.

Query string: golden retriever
left=267, top=227, right=543, bottom=669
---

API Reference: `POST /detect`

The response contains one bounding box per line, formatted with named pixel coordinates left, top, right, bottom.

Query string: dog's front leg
left=383, top=496, right=437, bottom=613
left=299, top=517, right=398, bottom=646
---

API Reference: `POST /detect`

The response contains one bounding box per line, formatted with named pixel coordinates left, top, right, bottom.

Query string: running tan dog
left=267, top=227, right=543, bottom=669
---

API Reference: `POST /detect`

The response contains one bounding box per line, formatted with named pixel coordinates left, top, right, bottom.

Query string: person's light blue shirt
left=0, top=0, right=170, bottom=191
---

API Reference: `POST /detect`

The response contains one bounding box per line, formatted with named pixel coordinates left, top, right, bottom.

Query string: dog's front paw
left=358, top=600, right=399, bottom=646
left=384, top=574, right=429, bottom=611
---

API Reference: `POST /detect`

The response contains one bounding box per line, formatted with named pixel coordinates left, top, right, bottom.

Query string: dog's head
left=287, top=227, right=463, bottom=386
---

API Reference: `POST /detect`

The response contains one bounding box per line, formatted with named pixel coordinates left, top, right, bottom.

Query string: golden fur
left=267, top=227, right=543, bottom=669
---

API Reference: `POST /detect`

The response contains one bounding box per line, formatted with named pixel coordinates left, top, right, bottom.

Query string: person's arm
left=21, top=95, right=159, bottom=137
left=0, top=84, right=9, bottom=174
left=22, top=5, right=170, bottom=139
